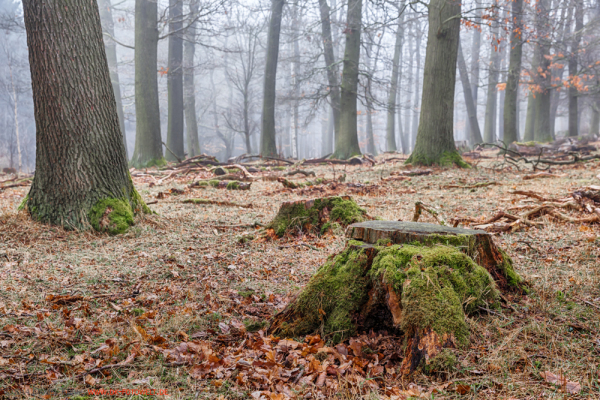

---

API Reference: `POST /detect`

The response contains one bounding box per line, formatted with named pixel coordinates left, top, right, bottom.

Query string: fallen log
left=271, top=221, right=526, bottom=376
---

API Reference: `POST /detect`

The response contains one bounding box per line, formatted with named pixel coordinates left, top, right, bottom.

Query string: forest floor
left=0, top=149, right=599, bottom=400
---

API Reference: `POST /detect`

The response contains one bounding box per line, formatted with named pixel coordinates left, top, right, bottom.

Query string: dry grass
left=0, top=150, right=599, bottom=399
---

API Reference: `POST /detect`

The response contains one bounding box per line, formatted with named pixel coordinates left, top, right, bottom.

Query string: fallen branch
left=412, top=201, right=446, bottom=225
left=523, top=172, right=565, bottom=180
left=284, top=169, right=316, bottom=178
left=442, top=181, right=499, bottom=189
left=182, top=199, right=252, bottom=209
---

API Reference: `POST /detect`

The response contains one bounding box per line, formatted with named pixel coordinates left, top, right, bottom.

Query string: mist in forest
left=0, top=0, right=599, bottom=172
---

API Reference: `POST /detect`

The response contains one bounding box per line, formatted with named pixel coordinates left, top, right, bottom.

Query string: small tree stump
left=270, top=221, right=525, bottom=375
left=266, top=196, right=369, bottom=237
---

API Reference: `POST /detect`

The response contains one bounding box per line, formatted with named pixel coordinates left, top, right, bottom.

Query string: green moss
left=209, top=180, right=220, bottom=187
left=273, top=166, right=287, bottom=171
left=89, top=198, right=135, bottom=235
left=423, top=349, right=457, bottom=374
left=244, top=319, right=267, bottom=332
left=369, top=244, right=499, bottom=346
left=131, top=157, right=167, bottom=169
left=268, top=197, right=368, bottom=237
left=407, top=151, right=471, bottom=168
left=226, top=181, right=240, bottom=190
left=17, top=194, right=28, bottom=211
left=320, top=222, right=332, bottom=235
left=498, top=249, right=526, bottom=290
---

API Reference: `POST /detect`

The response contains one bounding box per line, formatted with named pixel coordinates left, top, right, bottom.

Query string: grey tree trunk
left=22, top=0, right=146, bottom=232
left=497, top=41, right=507, bottom=141
left=407, top=0, right=465, bottom=166
left=591, top=91, right=600, bottom=136
left=131, top=0, right=164, bottom=168
left=411, top=21, right=422, bottom=151
left=291, top=0, right=301, bottom=158
left=184, top=0, right=201, bottom=157
left=533, top=0, right=552, bottom=143
left=467, top=9, right=482, bottom=142
left=318, top=0, right=341, bottom=144
left=402, top=20, right=413, bottom=154
left=549, top=5, right=570, bottom=137
left=568, top=0, right=583, bottom=137
left=166, top=0, right=184, bottom=161
left=483, top=20, right=500, bottom=143
left=260, top=0, right=285, bottom=157
left=457, top=41, right=483, bottom=144
left=503, top=0, right=524, bottom=145
left=385, top=6, right=404, bottom=152
left=523, top=92, right=536, bottom=141
left=333, top=0, right=362, bottom=159
left=98, top=0, right=128, bottom=159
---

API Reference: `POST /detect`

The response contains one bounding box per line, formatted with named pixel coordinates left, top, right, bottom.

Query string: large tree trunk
left=318, top=0, right=341, bottom=144
left=184, top=0, right=201, bottom=157
left=22, top=0, right=148, bottom=233
left=503, top=0, right=524, bottom=145
left=532, top=0, right=552, bottom=143
left=260, top=0, right=285, bottom=157
left=333, top=0, right=363, bottom=159
left=457, top=42, right=483, bottom=144
left=166, top=0, right=185, bottom=161
left=568, top=0, right=584, bottom=137
left=131, top=0, right=163, bottom=168
left=407, top=0, right=465, bottom=166
left=98, top=0, right=128, bottom=159
left=549, top=6, right=570, bottom=138
left=385, top=5, right=404, bottom=152
left=483, top=20, right=500, bottom=143
left=271, top=221, right=525, bottom=375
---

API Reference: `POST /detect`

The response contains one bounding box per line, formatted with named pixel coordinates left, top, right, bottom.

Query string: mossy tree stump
left=267, top=196, right=369, bottom=237
left=270, top=221, right=525, bottom=375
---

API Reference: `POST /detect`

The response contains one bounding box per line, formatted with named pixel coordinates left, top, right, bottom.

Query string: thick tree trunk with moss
left=503, top=0, right=524, bottom=145
left=271, top=221, right=525, bottom=375
left=260, top=0, right=285, bottom=157
left=332, top=0, right=362, bottom=159
left=98, top=0, right=128, bottom=158
left=406, top=0, right=465, bottom=166
left=22, top=0, right=148, bottom=233
left=131, top=0, right=164, bottom=168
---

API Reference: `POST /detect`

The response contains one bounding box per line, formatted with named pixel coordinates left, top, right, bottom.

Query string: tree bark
left=166, top=0, right=185, bottom=161
left=407, top=0, right=464, bottom=166
left=483, top=20, right=500, bottom=143
left=385, top=5, right=404, bottom=152
left=468, top=9, right=482, bottom=143
left=503, top=0, right=524, bottom=145
left=568, top=0, right=583, bottom=137
left=411, top=21, right=422, bottom=152
left=22, top=0, right=146, bottom=232
left=261, top=0, right=285, bottom=157
left=457, top=42, right=483, bottom=144
left=532, top=0, right=552, bottom=143
left=291, top=0, right=301, bottom=159
left=98, top=0, right=128, bottom=159
left=184, top=0, right=201, bottom=157
left=318, top=0, right=341, bottom=144
left=333, top=0, right=363, bottom=159
left=131, top=0, right=163, bottom=168
left=523, top=91, right=535, bottom=141
left=549, top=5, right=570, bottom=137
left=402, top=20, right=413, bottom=154
left=7, top=63, right=21, bottom=174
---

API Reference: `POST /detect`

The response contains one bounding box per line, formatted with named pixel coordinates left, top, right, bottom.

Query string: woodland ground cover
left=0, top=150, right=599, bottom=399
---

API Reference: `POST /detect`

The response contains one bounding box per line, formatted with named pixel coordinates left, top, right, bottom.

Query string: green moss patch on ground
left=89, top=198, right=135, bottom=235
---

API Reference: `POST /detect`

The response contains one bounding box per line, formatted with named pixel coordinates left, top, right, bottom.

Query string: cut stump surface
left=271, top=221, right=525, bottom=376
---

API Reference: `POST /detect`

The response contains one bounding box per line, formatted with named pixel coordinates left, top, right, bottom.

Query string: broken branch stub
left=270, top=221, right=525, bottom=376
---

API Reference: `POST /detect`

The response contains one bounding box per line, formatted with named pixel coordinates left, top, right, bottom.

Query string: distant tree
left=261, top=0, right=285, bottom=157
left=407, top=0, right=466, bottom=166
left=166, top=0, right=185, bottom=161
left=184, top=0, right=201, bottom=157
left=333, top=0, right=362, bottom=159
left=568, top=0, right=584, bottom=137
left=385, top=3, right=404, bottom=152
left=22, top=0, right=147, bottom=233
left=131, top=0, right=164, bottom=168
left=503, top=0, right=524, bottom=145
left=457, top=41, right=483, bottom=144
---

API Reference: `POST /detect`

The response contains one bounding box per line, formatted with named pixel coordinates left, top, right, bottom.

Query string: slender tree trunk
left=184, top=0, right=201, bottom=157
left=333, top=0, right=362, bottom=159
left=22, top=0, right=146, bottom=232
left=411, top=21, right=422, bottom=152
left=549, top=5, right=570, bottom=137
left=483, top=19, right=500, bottom=143
left=523, top=92, right=536, bottom=141
left=568, top=0, right=583, bottom=137
left=385, top=5, right=404, bottom=152
left=457, top=42, right=483, bottom=144
left=318, top=0, right=341, bottom=143
left=503, top=0, right=524, bottom=145
left=407, top=0, right=465, bottom=166
left=8, top=65, right=21, bottom=174
left=131, top=0, right=163, bottom=168
left=468, top=9, right=482, bottom=142
left=261, top=0, right=285, bottom=157
left=591, top=90, right=600, bottom=136
left=98, top=0, right=128, bottom=159
left=402, top=20, right=413, bottom=154
left=533, top=0, right=552, bottom=143
left=166, top=0, right=184, bottom=161
left=291, top=1, right=301, bottom=159
left=497, top=41, right=507, bottom=141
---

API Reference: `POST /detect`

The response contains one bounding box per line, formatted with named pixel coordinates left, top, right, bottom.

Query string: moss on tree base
left=270, top=221, right=525, bottom=375
left=406, top=150, right=471, bottom=168
left=267, top=196, right=369, bottom=237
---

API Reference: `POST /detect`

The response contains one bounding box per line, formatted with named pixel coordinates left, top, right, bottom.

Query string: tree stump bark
left=266, top=196, right=369, bottom=237
left=270, top=221, right=525, bottom=376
